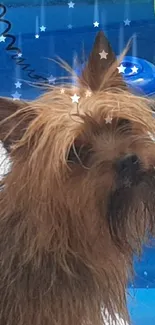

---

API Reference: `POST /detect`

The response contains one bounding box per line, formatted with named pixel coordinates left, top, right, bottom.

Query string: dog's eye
left=117, top=118, right=130, bottom=127
left=117, top=118, right=131, bottom=130
left=67, top=141, right=91, bottom=165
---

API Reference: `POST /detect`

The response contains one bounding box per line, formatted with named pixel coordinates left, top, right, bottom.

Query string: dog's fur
left=0, top=31, right=155, bottom=325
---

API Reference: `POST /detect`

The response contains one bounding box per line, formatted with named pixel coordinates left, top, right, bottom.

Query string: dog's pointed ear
left=0, top=97, right=32, bottom=152
left=80, top=31, right=126, bottom=91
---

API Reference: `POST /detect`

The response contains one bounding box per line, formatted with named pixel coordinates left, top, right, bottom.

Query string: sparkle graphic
left=124, top=18, right=131, bottom=26
left=0, top=35, right=6, bottom=42
left=12, top=91, right=22, bottom=101
left=60, top=88, right=65, bottom=94
left=35, top=34, right=40, bottom=39
left=93, top=21, right=99, bottom=27
left=15, top=81, right=22, bottom=89
left=48, top=75, right=56, bottom=84
left=144, top=271, right=148, bottom=276
left=68, top=24, right=73, bottom=29
left=71, top=94, right=80, bottom=103
left=117, top=64, right=126, bottom=73
left=123, top=179, right=132, bottom=188
left=105, top=116, right=112, bottom=124
left=99, top=50, right=108, bottom=59
left=68, top=1, right=75, bottom=8
left=148, top=131, right=155, bottom=142
left=40, top=25, right=46, bottom=32
left=131, top=65, right=138, bottom=73
left=85, top=90, right=92, bottom=97
left=17, top=53, right=22, bottom=58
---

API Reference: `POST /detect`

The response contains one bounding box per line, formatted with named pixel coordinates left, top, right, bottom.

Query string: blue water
left=1, top=1, right=155, bottom=324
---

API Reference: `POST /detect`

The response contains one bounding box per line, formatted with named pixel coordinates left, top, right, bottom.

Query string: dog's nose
left=115, top=154, right=140, bottom=176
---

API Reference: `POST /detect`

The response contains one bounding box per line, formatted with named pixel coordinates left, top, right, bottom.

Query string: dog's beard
left=106, top=169, right=155, bottom=253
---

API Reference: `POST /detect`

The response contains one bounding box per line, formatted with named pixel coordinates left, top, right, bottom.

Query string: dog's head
left=0, top=31, right=155, bottom=324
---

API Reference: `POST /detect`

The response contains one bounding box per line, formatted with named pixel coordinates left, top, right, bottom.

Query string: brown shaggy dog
left=0, top=31, right=155, bottom=325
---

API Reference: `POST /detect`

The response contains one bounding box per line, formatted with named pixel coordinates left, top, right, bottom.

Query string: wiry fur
left=0, top=31, right=155, bottom=325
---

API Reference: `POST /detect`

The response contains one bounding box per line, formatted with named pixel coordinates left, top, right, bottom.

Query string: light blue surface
left=128, top=288, right=155, bottom=325
left=127, top=246, right=155, bottom=323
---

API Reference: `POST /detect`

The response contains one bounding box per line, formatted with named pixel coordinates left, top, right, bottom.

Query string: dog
left=0, top=30, right=155, bottom=325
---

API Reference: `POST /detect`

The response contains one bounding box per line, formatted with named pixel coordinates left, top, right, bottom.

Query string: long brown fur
left=0, top=31, right=155, bottom=325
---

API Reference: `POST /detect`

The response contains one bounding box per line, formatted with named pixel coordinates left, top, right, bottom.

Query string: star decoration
left=40, top=25, right=46, bottom=32
left=93, top=21, right=99, bottom=27
left=148, top=132, right=155, bottom=142
left=71, top=94, right=80, bottom=103
left=68, top=1, right=75, bottom=8
left=0, top=35, right=6, bottom=42
left=131, top=65, right=138, bottom=73
left=15, top=81, right=22, bottom=89
left=48, top=75, right=56, bottom=84
left=124, top=18, right=131, bottom=26
left=17, top=53, right=22, bottom=58
left=99, top=49, right=108, bottom=59
left=105, top=116, right=112, bottom=124
left=60, top=88, right=65, bottom=94
left=85, top=90, right=92, bottom=97
left=144, top=271, right=148, bottom=276
left=35, top=34, right=39, bottom=39
left=117, top=64, right=126, bottom=73
left=151, top=134, right=155, bottom=142
left=68, top=24, right=73, bottom=29
left=123, top=179, right=132, bottom=188
left=12, top=91, right=22, bottom=101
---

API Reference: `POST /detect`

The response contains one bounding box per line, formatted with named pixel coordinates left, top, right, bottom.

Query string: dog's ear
left=0, top=97, right=32, bottom=152
left=80, top=31, right=126, bottom=91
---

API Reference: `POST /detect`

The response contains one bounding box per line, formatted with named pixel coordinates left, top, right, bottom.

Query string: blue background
left=1, top=1, right=155, bottom=324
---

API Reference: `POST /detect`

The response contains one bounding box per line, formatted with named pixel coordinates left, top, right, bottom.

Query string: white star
left=48, top=75, right=56, bottom=84
left=68, top=1, right=75, bottom=8
left=124, top=18, right=131, bottom=26
left=99, top=49, right=108, bottom=59
left=105, top=116, right=112, bottom=124
left=93, top=21, right=99, bottom=27
left=148, top=131, right=155, bottom=142
left=71, top=94, right=80, bottom=103
left=85, top=90, right=92, bottom=97
left=15, top=81, right=22, bottom=89
left=0, top=35, right=6, bottom=42
left=117, top=64, right=126, bottom=73
left=11, top=91, right=22, bottom=101
left=35, top=34, right=40, bottom=39
left=68, top=24, right=72, bottom=29
left=131, top=65, right=138, bottom=73
left=60, top=88, right=65, bottom=94
left=17, top=53, right=22, bottom=58
left=40, top=25, right=46, bottom=32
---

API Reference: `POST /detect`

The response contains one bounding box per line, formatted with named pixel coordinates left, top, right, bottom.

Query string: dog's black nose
left=115, top=154, right=140, bottom=176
